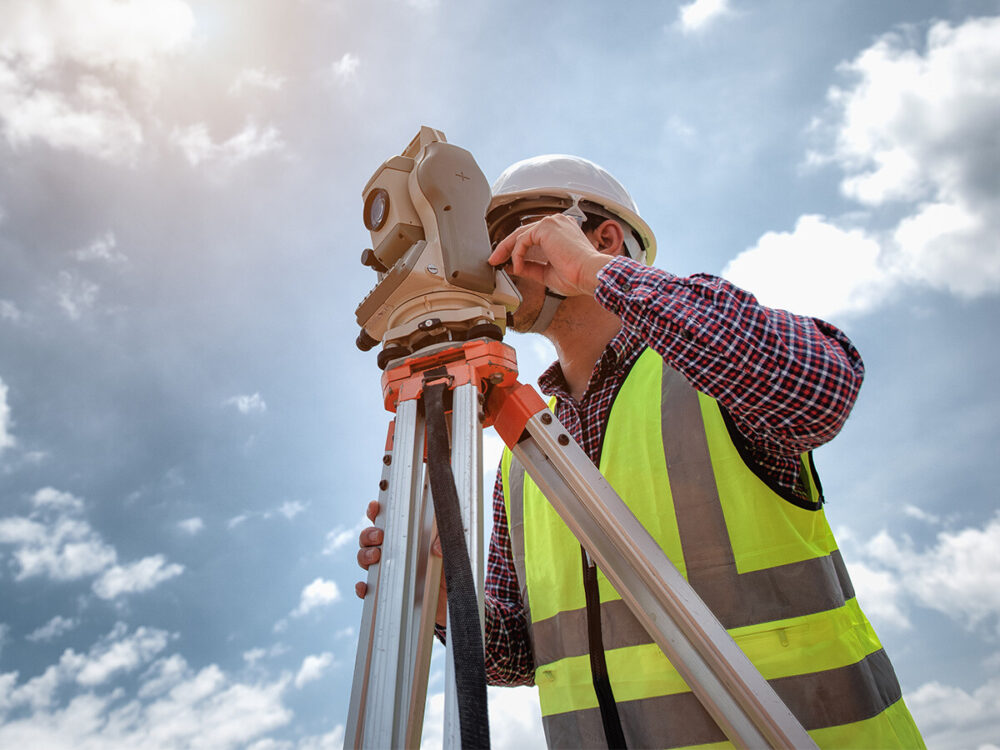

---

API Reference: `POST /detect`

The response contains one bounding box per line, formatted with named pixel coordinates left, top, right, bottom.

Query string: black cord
left=582, top=548, right=628, bottom=748
left=424, top=382, right=491, bottom=750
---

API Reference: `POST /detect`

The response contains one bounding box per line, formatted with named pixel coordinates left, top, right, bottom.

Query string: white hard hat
left=487, top=154, right=656, bottom=264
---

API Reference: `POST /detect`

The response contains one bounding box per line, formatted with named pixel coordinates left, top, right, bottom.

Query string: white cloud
left=722, top=214, right=891, bottom=319
left=0, top=0, right=195, bottom=72
left=902, top=504, right=940, bottom=525
left=892, top=199, right=997, bottom=297
left=92, top=555, right=184, bottom=599
left=275, top=501, right=306, bottom=520
left=229, top=67, right=286, bottom=95
left=27, top=615, right=78, bottom=643
left=173, top=121, right=285, bottom=168
left=487, top=686, right=546, bottom=750
left=0, top=300, right=22, bottom=323
left=0, top=72, right=145, bottom=163
left=66, top=622, right=171, bottom=687
left=297, top=725, right=346, bottom=750
left=0, top=491, right=117, bottom=581
left=74, top=231, right=126, bottom=263
left=227, top=501, right=307, bottom=530
left=0, top=0, right=195, bottom=162
left=419, top=686, right=545, bottom=749
left=243, top=648, right=268, bottom=666
left=177, top=517, right=204, bottom=535
left=242, top=643, right=289, bottom=668
left=322, top=527, right=355, bottom=554
left=728, top=16, right=1000, bottom=319
left=294, top=652, right=334, bottom=689
left=322, top=514, right=368, bottom=555
left=334, top=626, right=355, bottom=640
left=137, top=653, right=188, bottom=698
left=224, top=392, right=268, bottom=415
left=675, top=0, right=732, bottom=34
left=0, top=487, right=182, bottom=598
left=32, top=487, right=85, bottom=512
left=291, top=578, right=340, bottom=617
left=55, top=271, right=100, bottom=320
left=845, top=560, right=911, bottom=630
left=850, top=513, right=1000, bottom=636
left=1, top=623, right=169, bottom=714
left=827, top=18, right=1000, bottom=209
left=908, top=676, right=1000, bottom=750
left=330, top=53, right=360, bottom=84
left=0, top=628, right=293, bottom=749
left=0, top=377, right=15, bottom=454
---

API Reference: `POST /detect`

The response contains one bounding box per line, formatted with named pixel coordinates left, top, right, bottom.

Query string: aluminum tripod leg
left=345, top=385, right=487, bottom=750
left=346, top=399, right=439, bottom=749
left=512, top=408, right=818, bottom=750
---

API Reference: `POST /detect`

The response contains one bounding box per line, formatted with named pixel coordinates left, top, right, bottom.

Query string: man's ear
left=594, top=219, right=626, bottom=256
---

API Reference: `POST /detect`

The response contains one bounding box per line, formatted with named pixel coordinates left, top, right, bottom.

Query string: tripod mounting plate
left=380, top=338, right=520, bottom=421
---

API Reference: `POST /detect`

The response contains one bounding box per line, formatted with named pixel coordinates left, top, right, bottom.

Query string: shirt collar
left=536, top=325, right=645, bottom=398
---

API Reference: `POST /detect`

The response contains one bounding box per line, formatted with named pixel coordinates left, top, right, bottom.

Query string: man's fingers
left=357, top=546, right=380, bottom=570
left=366, top=500, right=380, bottom=523
left=488, top=243, right=511, bottom=266
left=490, top=222, right=537, bottom=266
left=355, top=581, right=367, bottom=599
left=509, top=231, right=545, bottom=278
left=358, top=526, right=383, bottom=548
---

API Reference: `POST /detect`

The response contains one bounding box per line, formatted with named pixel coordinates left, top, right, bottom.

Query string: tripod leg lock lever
left=489, top=383, right=548, bottom=447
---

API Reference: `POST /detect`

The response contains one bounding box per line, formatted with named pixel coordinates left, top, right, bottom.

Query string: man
left=357, top=155, right=925, bottom=748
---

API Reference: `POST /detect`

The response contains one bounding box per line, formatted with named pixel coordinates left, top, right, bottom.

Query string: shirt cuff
left=595, top=254, right=674, bottom=316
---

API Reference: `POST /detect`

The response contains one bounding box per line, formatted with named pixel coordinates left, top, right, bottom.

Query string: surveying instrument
left=344, top=127, right=818, bottom=749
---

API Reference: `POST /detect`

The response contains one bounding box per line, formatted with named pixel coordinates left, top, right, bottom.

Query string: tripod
left=345, top=338, right=818, bottom=749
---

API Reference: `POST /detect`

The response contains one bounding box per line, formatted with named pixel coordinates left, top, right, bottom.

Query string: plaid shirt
left=482, top=256, right=865, bottom=686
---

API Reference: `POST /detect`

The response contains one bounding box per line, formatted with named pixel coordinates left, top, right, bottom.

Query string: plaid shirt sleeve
left=595, top=256, right=865, bottom=457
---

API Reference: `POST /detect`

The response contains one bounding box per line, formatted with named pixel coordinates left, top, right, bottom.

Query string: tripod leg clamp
left=490, top=384, right=548, bottom=447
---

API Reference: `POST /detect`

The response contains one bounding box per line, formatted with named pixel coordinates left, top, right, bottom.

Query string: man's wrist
left=582, top=253, right=616, bottom=296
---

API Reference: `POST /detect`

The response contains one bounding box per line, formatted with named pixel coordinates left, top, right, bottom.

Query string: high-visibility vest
left=501, top=349, right=925, bottom=749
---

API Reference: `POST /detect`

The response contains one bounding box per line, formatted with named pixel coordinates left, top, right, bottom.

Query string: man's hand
left=355, top=500, right=449, bottom=628
left=488, top=214, right=615, bottom=297
left=354, top=500, right=383, bottom=599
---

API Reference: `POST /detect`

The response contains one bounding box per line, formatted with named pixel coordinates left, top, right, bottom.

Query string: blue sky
left=1, top=0, right=999, bottom=747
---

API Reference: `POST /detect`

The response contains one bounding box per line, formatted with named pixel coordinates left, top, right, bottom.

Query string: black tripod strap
left=424, top=382, right=491, bottom=750
left=581, top=547, right=628, bottom=749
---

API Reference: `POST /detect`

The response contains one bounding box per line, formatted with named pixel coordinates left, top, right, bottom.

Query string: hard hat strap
left=623, top=233, right=643, bottom=263
left=528, top=289, right=566, bottom=333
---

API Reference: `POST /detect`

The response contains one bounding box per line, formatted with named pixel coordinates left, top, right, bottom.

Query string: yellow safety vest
left=501, top=349, right=925, bottom=749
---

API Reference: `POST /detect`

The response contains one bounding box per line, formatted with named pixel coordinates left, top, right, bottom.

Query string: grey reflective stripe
left=660, top=363, right=853, bottom=628
left=531, top=551, right=854, bottom=665
left=542, top=649, right=904, bottom=749
left=507, top=459, right=533, bottom=635
left=532, top=600, right=649, bottom=668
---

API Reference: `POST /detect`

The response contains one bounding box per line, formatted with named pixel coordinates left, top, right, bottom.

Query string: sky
left=0, top=0, right=999, bottom=748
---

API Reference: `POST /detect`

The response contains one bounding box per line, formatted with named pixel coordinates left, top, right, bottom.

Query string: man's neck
left=546, top=297, right=622, bottom=402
